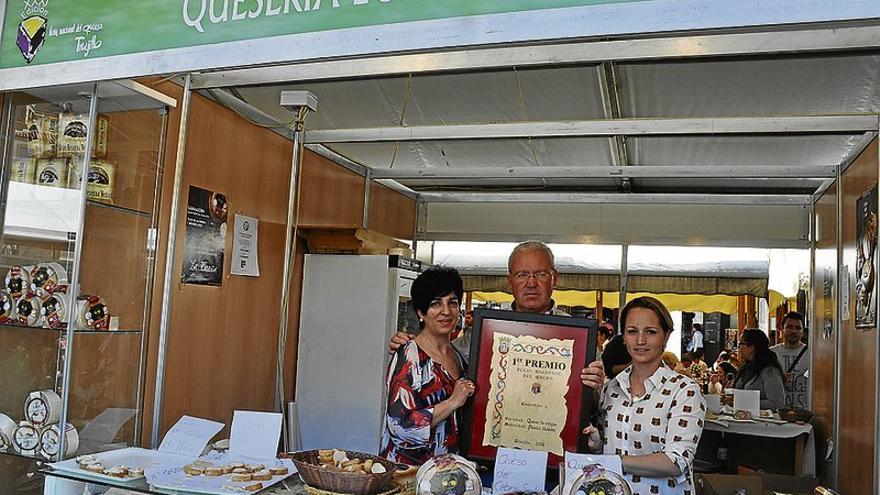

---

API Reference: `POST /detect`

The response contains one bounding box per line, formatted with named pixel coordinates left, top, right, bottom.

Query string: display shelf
left=0, top=448, right=48, bottom=463
left=87, top=199, right=152, bottom=218
left=0, top=323, right=142, bottom=334
left=0, top=80, right=172, bottom=473
left=39, top=466, right=302, bottom=495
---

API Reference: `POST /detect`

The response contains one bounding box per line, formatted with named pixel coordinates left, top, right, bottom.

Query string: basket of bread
left=287, top=449, right=397, bottom=494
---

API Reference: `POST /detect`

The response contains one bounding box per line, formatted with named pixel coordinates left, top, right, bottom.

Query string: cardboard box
left=697, top=473, right=819, bottom=495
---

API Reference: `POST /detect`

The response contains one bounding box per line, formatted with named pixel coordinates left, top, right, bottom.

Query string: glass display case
left=0, top=80, right=174, bottom=492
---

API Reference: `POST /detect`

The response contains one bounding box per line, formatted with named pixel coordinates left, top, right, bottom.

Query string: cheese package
left=25, top=111, right=57, bottom=159
left=416, top=455, right=481, bottom=495
left=77, top=295, right=110, bottom=330
left=0, top=290, right=15, bottom=325
left=40, top=293, right=70, bottom=330
left=5, top=266, right=32, bottom=299
left=12, top=158, right=37, bottom=184
left=16, top=293, right=42, bottom=327
left=57, top=113, right=109, bottom=158
left=30, top=263, right=68, bottom=298
left=36, top=158, right=69, bottom=188
left=69, top=157, right=115, bottom=203
left=87, top=160, right=115, bottom=203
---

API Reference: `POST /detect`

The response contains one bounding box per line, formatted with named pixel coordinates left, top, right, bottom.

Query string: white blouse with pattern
left=598, top=364, right=706, bottom=495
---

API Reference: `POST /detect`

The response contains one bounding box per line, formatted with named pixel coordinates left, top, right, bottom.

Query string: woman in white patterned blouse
left=582, top=297, right=706, bottom=495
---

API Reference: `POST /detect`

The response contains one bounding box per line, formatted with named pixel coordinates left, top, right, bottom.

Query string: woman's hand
left=581, top=425, right=602, bottom=453
left=449, top=378, right=476, bottom=408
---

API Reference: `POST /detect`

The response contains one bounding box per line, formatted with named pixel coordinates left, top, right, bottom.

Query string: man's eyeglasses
left=512, top=271, right=552, bottom=281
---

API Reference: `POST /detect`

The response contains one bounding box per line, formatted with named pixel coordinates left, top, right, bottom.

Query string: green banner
left=2, top=0, right=644, bottom=69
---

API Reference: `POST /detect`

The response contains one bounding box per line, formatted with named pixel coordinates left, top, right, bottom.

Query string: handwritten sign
left=492, top=447, right=547, bottom=494
left=158, top=415, right=225, bottom=457
left=563, top=452, right=623, bottom=493
left=229, top=410, right=282, bottom=460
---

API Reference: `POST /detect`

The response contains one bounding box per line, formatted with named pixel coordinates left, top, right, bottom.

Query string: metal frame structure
left=0, top=2, right=877, bottom=488
left=2, top=1, right=878, bottom=92
left=188, top=24, right=880, bottom=90
left=151, top=75, right=193, bottom=448
left=303, top=116, right=878, bottom=143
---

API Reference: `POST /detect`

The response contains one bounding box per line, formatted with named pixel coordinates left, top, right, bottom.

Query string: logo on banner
left=17, top=0, right=50, bottom=63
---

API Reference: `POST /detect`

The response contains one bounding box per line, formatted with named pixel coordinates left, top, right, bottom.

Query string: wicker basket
left=289, top=450, right=397, bottom=495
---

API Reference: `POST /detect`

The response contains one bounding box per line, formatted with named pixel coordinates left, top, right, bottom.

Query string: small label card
left=158, top=415, right=225, bottom=457
left=229, top=410, right=283, bottom=460
left=493, top=447, right=547, bottom=494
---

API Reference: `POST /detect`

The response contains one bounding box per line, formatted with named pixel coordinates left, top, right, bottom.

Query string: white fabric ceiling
left=434, top=242, right=775, bottom=279
left=229, top=52, right=880, bottom=195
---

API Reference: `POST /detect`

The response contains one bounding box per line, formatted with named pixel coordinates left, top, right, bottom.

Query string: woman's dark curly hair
left=734, top=328, right=783, bottom=386
left=411, top=266, right=463, bottom=320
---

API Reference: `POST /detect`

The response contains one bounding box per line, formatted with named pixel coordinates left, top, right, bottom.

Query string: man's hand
left=387, top=331, right=412, bottom=354
left=580, top=360, right=605, bottom=391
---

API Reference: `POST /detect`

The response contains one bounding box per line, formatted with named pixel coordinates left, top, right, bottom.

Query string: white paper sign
left=493, top=448, right=547, bottom=494
left=229, top=410, right=283, bottom=460
left=733, top=389, right=760, bottom=417
left=563, top=452, right=624, bottom=492
left=231, top=214, right=260, bottom=276
left=158, top=415, right=225, bottom=457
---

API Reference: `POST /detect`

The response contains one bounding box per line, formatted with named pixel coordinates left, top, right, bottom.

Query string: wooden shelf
left=0, top=323, right=141, bottom=334
left=298, top=226, right=409, bottom=255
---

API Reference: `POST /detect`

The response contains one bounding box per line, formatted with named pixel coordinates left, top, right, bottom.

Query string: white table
left=705, top=418, right=815, bottom=476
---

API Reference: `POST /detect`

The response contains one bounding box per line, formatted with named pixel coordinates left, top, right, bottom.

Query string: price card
left=229, top=410, right=283, bottom=460
left=492, top=447, right=547, bottom=494
left=158, top=415, right=225, bottom=458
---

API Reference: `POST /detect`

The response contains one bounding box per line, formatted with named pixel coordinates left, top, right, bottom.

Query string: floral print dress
left=380, top=340, right=464, bottom=465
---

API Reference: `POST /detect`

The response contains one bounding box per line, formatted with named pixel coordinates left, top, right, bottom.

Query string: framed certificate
left=460, top=308, right=598, bottom=466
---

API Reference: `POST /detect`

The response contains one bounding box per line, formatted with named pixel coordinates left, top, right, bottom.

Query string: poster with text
left=461, top=309, right=597, bottom=466
left=855, top=183, right=877, bottom=328
left=181, top=186, right=228, bottom=286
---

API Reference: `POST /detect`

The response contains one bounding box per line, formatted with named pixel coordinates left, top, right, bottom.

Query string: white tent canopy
left=433, top=242, right=808, bottom=298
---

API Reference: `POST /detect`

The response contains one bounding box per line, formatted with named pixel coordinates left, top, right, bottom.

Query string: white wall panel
left=423, top=202, right=809, bottom=248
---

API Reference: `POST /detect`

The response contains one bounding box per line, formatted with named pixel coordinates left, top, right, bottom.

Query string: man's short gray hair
left=508, top=241, right=556, bottom=272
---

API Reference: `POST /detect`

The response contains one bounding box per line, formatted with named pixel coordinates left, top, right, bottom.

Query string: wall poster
left=181, top=186, right=229, bottom=286
left=855, top=183, right=877, bottom=328
left=460, top=309, right=597, bottom=467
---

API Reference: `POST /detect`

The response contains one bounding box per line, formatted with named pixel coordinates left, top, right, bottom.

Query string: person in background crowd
left=676, top=354, right=694, bottom=378
left=714, top=351, right=738, bottom=379
left=381, top=267, right=475, bottom=464
left=583, top=297, right=705, bottom=495
left=770, top=311, right=810, bottom=409
left=688, top=351, right=711, bottom=391
left=661, top=351, right=680, bottom=370
left=688, top=323, right=704, bottom=353
left=597, top=322, right=614, bottom=352
left=732, top=329, right=785, bottom=410
left=602, top=332, right=632, bottom=380
left=451, top=309, right=474, bottom=357
left=388, top=241, right=606, bottom=390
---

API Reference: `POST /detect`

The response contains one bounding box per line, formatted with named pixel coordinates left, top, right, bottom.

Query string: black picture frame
left=459, top=308, right=598, bottom=467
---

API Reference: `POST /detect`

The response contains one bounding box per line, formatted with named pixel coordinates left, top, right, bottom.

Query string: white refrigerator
left=295, top=254, right=423, bottom=454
